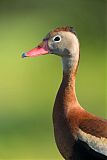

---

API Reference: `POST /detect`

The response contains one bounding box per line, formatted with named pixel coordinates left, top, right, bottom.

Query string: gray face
left=47, top=33, right=68, bottom=56
left=44, top=31, right=79, bottom=58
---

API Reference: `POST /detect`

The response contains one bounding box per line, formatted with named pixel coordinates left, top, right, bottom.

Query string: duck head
left=22, top=26, right=80, bottom=72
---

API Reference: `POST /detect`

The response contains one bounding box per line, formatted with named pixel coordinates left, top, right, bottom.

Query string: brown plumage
left=22, top=26, right=107, bottom=160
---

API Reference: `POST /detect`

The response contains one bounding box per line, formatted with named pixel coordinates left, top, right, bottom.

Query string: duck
left=22, top=26, right=107, bottom=160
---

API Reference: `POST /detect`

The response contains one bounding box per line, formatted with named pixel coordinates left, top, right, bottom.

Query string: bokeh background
left=0, top=0, right=106, bottom=159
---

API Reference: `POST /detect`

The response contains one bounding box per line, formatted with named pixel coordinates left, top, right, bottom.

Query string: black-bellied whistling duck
left=22, top=26, right=107, bottom=160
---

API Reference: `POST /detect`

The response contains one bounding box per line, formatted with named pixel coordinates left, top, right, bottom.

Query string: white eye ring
left=53, top=35, right=61, bottom=42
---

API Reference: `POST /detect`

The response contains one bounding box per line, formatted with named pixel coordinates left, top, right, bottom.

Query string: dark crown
left=53, top=26, right=76, bottom=35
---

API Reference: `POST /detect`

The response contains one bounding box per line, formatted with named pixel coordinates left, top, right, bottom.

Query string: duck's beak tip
left=22, top=53, right=27, bottom=58
left=22, top=47, right=49, bottom=58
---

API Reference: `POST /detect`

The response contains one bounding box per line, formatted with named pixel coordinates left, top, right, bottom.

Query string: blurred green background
left=0, top=0, right=106, bottom=159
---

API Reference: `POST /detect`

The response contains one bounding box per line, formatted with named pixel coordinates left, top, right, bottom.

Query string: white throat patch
left=77, top=129, right=107, bottom=156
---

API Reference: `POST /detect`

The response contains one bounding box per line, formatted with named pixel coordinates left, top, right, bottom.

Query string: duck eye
left=53, top=35, right=61, bottom=42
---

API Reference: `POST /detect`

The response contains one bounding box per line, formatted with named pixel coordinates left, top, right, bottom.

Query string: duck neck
left=61, top=56, right=79, bottom=106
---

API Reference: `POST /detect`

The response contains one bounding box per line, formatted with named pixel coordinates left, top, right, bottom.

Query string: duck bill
left=22, top=47, right=49, bottom=58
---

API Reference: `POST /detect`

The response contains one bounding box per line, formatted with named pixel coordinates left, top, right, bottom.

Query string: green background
left=0, top=0, right=106, bottom=159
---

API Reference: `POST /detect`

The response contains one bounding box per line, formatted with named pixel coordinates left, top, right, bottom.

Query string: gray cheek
left=48, top=42, right=54, bottom=53
left=48, top=42, right=59, bottom=53
left=48, top=42, right=52, bottom=50
left=48, top=41, right=66, bottom=56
